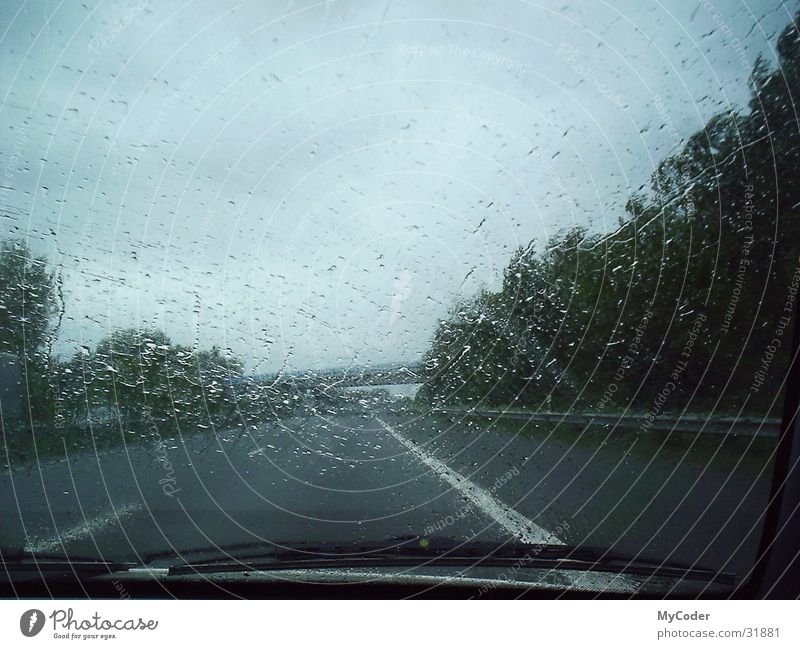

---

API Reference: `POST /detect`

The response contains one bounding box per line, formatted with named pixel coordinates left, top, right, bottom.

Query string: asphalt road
left=0, top=406, right=776, bottom=578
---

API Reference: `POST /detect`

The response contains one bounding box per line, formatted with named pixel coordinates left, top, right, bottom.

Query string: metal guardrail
left=434, top=408, right=781, bottom=438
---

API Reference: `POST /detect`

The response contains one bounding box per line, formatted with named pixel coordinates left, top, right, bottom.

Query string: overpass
left=242, top=361, right=424, bottom=390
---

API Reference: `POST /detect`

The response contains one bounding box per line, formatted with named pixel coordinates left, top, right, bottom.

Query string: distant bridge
left=240, top=361, right=424, bottom=390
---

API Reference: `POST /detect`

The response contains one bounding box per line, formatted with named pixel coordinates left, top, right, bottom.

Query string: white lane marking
left=24, top=502, right=143, bottom=553
left=375, top=417, right=564, bottom=546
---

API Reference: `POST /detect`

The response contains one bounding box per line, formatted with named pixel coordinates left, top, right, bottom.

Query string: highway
left=0, top=405, right=776, bottom=578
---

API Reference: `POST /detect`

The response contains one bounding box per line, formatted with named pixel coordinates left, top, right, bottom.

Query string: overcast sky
left=0, top=0, right=794, bottom=373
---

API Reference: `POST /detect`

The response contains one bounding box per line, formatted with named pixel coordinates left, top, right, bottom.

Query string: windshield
left=1, top=0, right=798, bottom=594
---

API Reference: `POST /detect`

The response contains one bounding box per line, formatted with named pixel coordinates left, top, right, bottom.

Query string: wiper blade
left=160, top=536, right=736, bottom=586
left=0, top=548, right=136, bottom=575
left=548, top=546, right=737, bottom=587
left=154, top=535, right=553, bottom=567
left=405, top=538, right=736, bottom=585
left=159, top=536, right=541, bottom=574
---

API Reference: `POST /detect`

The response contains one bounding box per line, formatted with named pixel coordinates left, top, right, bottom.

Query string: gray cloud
left=0, top=0, right=791, bottom=371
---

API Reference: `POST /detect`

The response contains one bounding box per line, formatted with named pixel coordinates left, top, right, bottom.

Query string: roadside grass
left=1, top=412, right=252, bottom=470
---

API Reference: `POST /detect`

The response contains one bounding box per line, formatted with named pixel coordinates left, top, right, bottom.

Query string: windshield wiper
left=159, top=536, right=736, bottom=586
left=0, top=548, right=136, bottom=578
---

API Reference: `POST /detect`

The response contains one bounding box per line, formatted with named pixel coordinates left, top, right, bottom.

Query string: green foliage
left=0, top=238, right=298, bottom=464
left=420, top=15, right=800, bottom=417
left=65, top=328, right=246, bottom=431
left=0, top=240, right=59, bottom=361
left=0, top=239, right=61, bottom=423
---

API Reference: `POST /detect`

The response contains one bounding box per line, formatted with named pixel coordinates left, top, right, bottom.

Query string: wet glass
left=1, top=0, right=798, bottom=593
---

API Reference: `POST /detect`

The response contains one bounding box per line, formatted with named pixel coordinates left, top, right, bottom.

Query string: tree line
left=418, top=15, right=800, bottom=418
left=0, top=239, right=294, bottom=457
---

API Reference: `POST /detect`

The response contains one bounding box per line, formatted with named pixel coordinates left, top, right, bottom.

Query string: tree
left=419, top=13, right=800, bottom=417
left=88, top=328, right=174, bottom=423
left=0, top=240, right=59, bottom=362
left=84, top=328, right=246, bottom=430
left=0, top=239, right=60, bottom=423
